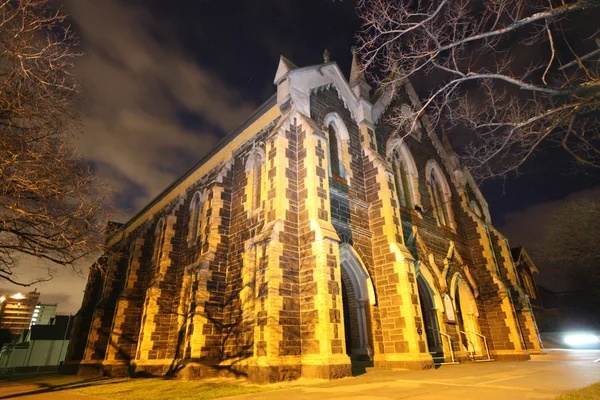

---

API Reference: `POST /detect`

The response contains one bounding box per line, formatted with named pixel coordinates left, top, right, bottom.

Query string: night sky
left=2, top=0, right=598, bottom=313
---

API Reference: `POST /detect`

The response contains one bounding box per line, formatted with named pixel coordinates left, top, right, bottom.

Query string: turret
left=349, top=47, right=371, bottom=100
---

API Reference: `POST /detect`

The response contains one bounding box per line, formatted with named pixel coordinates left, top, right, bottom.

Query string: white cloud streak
left=67, top=0, right=256, bottom=215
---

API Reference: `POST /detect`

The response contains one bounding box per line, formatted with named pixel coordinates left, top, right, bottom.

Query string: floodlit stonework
left=65, top=52, right=542, bottom=384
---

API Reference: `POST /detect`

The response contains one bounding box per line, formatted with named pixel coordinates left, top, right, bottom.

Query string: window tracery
left=188, top=190, right=205, bottom=246
left=426, top=161, right=454, bottom=228
left=245, top=145, right=266, bottom=212
left=153, top=218, right=166, bottom=263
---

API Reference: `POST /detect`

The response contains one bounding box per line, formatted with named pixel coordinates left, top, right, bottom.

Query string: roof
left=510, top=246, right=523, bottom=262
left=30, top=315, right=74, bottom=341
left=107, top=93, right=278, bottom=245
left=510, top=246, right=539, bottom=274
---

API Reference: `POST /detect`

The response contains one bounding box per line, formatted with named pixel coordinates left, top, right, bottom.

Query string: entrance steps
left=351, top=358, right=375, bottom=376
left=433, top=356, right=459, bottom=366
left=432, top=355, right=495, bottom=366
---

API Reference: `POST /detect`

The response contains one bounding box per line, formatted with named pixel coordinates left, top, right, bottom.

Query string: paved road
left=225, top=349, right=600, bottom=400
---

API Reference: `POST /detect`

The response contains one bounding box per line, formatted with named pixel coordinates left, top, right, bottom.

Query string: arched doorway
left=452, top=275, right=482, bottom=358
left=417, top=276, right=443, bottom=356
left=339, top=244, right=375, bottom=360
left=341, top=269, right=362, bottom=358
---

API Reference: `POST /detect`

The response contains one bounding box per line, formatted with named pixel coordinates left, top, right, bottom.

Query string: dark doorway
left=341, top=268, right=373, bottom=375
left=341, top=278, right=353, bottom=356
left=417, top=276, right=443, bottom=356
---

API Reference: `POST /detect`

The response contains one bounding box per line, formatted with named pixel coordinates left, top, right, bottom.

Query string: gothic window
left=245, top=146, right=265, bottom=212
left=153, top=218, right=166, bottom=264
left=252, top=156, right=262, bottom=210
left=430, top=171, right=447, bottom=226
left=329, top=125, right=341, bottom=177
left=426, top=161, right=453, bottom=228
left=387, top=140, right=420, bottom=209
left=324, top=112, right=350, bottom=182
left=392, top=155, right=413, bottom=209
left=188, top=191, right=204, bottom=246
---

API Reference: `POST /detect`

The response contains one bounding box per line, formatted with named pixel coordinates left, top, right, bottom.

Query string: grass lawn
left=0, top=374, right=276, bottom=400
left=555, top=383, right=600, bottom=399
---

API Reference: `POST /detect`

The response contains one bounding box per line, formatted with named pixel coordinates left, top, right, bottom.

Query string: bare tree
left=535, top=197, right=600, bottom=266
left=534, top=197, right=600, bottom=317
left=357, top=0, right=600, bottom=180
left=0, top=0, right=108, bottom=286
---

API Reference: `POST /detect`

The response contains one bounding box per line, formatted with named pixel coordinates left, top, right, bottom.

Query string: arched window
left=426, top=161, right=454, bottom=228
left=324, top=112, right=350, bottom=182
left=328, top=125, right=341, bottom=177
left=252, top=155, right=262, bottom=210
left=386, top=138, right=420, bottom=209
left=245, top=146, right=265, bottom=212
left=430, top=171, right=447, bottom=226
left=153, top=218, right=166, bottom=263
left=392, top=154, right=413, bottom=209
left=188, top=191, right=204, bottom=246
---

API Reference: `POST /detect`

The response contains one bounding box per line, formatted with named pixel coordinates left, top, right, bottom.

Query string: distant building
left=0, top=315, right=73, bottom=372
left=0, top=291, right=40, bottom=335
left=511, top=246, right=595, bottom=333
left=31, top=304, right=57, bottom=326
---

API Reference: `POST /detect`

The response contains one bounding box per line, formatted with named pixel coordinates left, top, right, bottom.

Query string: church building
left=65, top=50, right=542, bottom=383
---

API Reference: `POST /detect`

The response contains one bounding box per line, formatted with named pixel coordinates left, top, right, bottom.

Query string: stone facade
left=65, top=54, right=542, bottom=383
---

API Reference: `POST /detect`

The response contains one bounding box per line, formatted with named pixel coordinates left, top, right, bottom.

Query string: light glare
left=563, top=333, right=600, bottom=346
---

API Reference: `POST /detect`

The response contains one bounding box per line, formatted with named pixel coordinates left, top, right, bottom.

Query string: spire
left=273, top=55, right=297, bottom=84
left=440, top=122, right=462, bottom=172
left=349, top=46, right=371, bottom=100
left=440, top=122, right=457, bottom=155
left=349, top=46, right=365, bottom=85
left=274, top=55, right=297, bottom=110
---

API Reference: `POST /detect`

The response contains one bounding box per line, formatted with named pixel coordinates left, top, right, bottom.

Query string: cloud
left=66, top=0, right=257, bottom=217
left=0, top=1, right=259, bottom=313
left=0, top=257, right=86, bottom=315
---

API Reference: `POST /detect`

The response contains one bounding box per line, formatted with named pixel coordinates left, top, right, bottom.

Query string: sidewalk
left=1, top=350, right=598, bottom=400
left=223, top=350, right=600, bottom=400
left=0, top=383, right=104, bottom=400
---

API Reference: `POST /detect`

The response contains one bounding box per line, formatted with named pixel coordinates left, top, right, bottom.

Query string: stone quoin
left=64, top=51, right=542, bottom=384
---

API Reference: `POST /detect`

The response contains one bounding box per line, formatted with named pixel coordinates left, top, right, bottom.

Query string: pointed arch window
left=324, top=112, right=350, bottom=183
left=328, top=125, right=341, bottom=177
left=252, top=156, right=262, bottom=210
left=392, top=155, right=413, bottom=209
left=153, top=218, right=166, bottom=264
left=430, top=172, right=447, bottom=226
left=245, top=146, right=266, bottom=213
left=387, top=139, right=420, bottom=210
left=188, top=191, right=205, bottom=246
left=426, top=161, right=454, bottom=229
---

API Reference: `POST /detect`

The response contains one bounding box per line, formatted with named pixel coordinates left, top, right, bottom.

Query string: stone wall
left=66, top=66, right=539, bottom=383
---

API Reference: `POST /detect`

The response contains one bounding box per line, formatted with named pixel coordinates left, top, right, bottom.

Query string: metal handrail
left=459, top=330, right=477, bottom=359
left=465, top=330, right=492, bottom=361
left=436, top=330, right=456, bottom=363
